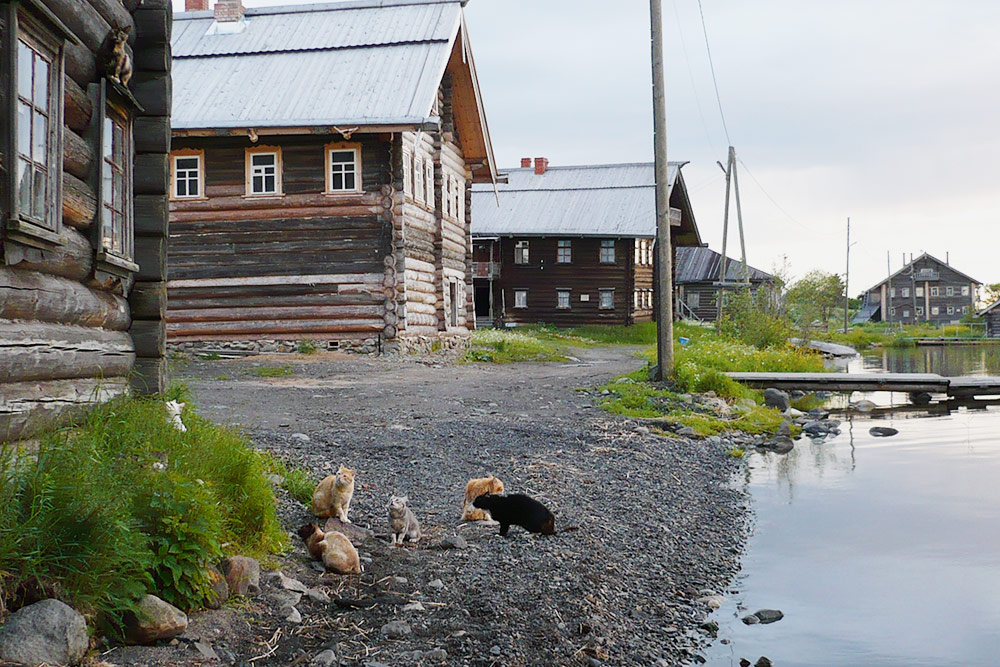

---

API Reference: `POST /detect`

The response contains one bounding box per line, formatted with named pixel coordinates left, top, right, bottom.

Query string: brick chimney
left=215, top=0, right=244, bottom=22
left=520, top=157, right=532, bottom=168
left=534, top=157, right=549, bottom=175
left=185, top=0, right=208, bottom=11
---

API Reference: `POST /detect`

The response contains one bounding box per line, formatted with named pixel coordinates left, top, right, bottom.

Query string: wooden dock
left=725, top=372, right=1000, bottom=399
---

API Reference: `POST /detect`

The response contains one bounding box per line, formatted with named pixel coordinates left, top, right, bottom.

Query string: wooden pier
left=725, top=372, right=1000, bottom=399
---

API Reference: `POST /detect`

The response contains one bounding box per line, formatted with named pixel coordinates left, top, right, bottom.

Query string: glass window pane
left=332, top=150, right=354, bottom=163
left=17, top=41, right=33, bottom=100
left=17, top=160, right=31, bottom=212
left=103, top=118, right=114, bottom=159
left=102, top=205, right=113, bottom=248
left=32, top=167, right=46, bottom=219
left=332, top=173, right=343, bottom=190
left=264, top=175, right=274, bottom=191
left=253, top=175, right=263, bottom=192
left=17, top=102, right=31, bottom=157
left=113, top=122, right=123, bottom=164
left=344, top=173, right=355, bottom=190
left=177, top=157, right=198, bottom=170
left=188, top=177, right=199, bottom=197
left=34, top=56, right=48, bottom=111
left=114, top=212, right=124, bottom=252
left=253, top=153, right=275, bottom=167
left=176, top=179, right=188, bottom=197
left=103, top=160, right=113, bottom=206
left=32, top=112, right=46, bottom=164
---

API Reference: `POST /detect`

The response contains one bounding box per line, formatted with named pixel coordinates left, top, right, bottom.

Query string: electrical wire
left=696, top=0, right=731, bottom=146
left=671, top=0, right=720, bottom=158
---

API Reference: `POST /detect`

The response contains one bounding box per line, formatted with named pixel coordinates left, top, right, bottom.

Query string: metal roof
left=171, top=0, right=462, bottom=129
left=865, top=252, right=982, bottom=290
left=470, top=163, right=700, bottom=243
left=674, top=246, right=772, bottom=284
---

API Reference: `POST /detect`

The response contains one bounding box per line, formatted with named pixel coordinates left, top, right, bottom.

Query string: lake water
left=706, top=344, right=1000, bottom=666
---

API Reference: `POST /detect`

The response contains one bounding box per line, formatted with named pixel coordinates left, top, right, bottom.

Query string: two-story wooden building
left=1, top=0, right=171, bottom=442
left=470, top=160, right=701, bottom=327
left=855, top=253, right=980, bottom=325
left=167, top=0, right=496, bottom=354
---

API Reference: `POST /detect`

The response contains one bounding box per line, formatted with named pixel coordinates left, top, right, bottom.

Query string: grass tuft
left=252, top=365, right=294, bottom=377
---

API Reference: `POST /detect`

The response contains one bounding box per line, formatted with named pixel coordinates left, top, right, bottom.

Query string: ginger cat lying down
left=461, top=474, right=505, bottom=521
left=298, top=524, right=361, bottom=574
left=311, top=465, right=355, bottom=522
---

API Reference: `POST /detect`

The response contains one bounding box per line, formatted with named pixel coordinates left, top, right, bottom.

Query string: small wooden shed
left=0, top=0, right=171, bottom=442
left=674, top=246, right=775, bottom=321
left=978, top=300, right=1000, bottom=338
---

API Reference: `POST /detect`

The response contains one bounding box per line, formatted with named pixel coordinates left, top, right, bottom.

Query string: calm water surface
left=706, top=344, right=1000, bottom=666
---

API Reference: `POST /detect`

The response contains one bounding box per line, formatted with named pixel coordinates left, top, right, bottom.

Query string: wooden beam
left=134, top=235, right=166, bottom=282
left=131, top=72, right=171, bottom=117
left=65, top=42, right=97, bottom=86
left=129, top=281, right=167, bottom=319
left=85, top=0, right=136, bottom=41
left=63, top=172, right=97, bottom=229
left=63, top=126, right=95, bottom=180
left=2, top=227, right=94, bottom=281
left=130, top=357, right=166, bottom=395
left=64, top=76, right=93, bottom=133
left=134, top=152, right=168, bottom=196
left=130, top=319, right=165, bottom=358
left=0, top=268, right=130, bottom=330
left=0, top=322, right=135, bottom=383
left=134, top=194, right=169, bottom=236
left=0, top=376, right=128, bottom=442
left=134, top=116, right=171, bottom=153
left=133, top=7, right=171, bottom=44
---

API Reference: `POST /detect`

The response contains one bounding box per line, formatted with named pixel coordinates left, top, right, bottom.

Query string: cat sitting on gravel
left=388, top=495, right=421, bottom=546
left=461, top=474, right=504, bottom=521
left=298, top=523, right=361, bottom=574
left=311, top=465, right=355, bottom=522
left=473, top=493, right=578, bottom=537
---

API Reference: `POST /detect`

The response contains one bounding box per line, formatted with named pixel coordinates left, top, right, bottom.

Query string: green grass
left=296, top=340, right=319, bottom=355
left=822, top=322, right=986, bottom=349
left=0, top=385, right=286, bottom=627
left=252, top=364, right=294, bottom=377
left=260, top=452, right=315, bottom=506
left=464, top=328, right=572, bottom=363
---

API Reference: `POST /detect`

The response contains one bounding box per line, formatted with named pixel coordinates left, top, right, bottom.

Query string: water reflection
left=858, top=343, right=1000, bottom=376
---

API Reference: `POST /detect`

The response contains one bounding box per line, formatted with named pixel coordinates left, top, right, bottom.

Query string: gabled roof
left=171, top=0, right=497, bottom=181
left=865, top=252, right=982, bottom=291
left=674, top=246, right=772, bottom=284
left=979, top=299, right=1000, bottom=316
left=469, top=162, right=702, bottom=246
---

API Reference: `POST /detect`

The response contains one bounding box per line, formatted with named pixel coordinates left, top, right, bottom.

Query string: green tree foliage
left=983, top=283, right=1000, bottom=306
left=716, top=287, right=792, bottom=349
left=785, top=270, right=846, bottom=331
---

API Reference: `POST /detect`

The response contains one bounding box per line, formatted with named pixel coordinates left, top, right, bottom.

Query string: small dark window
left=557, top=239, right=571, bottom=263
left=600, top=239, right=615, bottom=263
left=514, top=240, right=529, bottom=265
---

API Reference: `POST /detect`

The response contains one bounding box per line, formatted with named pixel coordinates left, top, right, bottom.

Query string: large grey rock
left=222, top=556, right=260, bottom=596
left=742, top=608, right=784, bottom=625
left=763, top=388, right=790, bottom=411
left=760, top=436, right=794, bottom=454
left=0, top=599, right=88, bottom=666
left=204, top=565, right=230, bottom=610
left=323, top=517, right=375, bottom=544
left=869, top=426, right=898, bottom=437
left=436, top=535, right=468, bottom=550
left=125, top=595, right=188, bottom=645
left=381, top=620, right=411, bottom=638
left=312, top=649, right=338, bottom=666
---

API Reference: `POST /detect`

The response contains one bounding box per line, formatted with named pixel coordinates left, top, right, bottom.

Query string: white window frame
left=557, top=289, right=571, bottom=309
left=946, top=286, right=955, bottom=297
left=931, top=286, right=939, bottom=297
left=890, top=307, right=896, bottom=316
left=916, top=306, right=924, bottom=316
left=947, top=306, right=954, bottom=315
left=903, top=309, right=910, bottom=318
left=413, top=155, right=424, bottom=203
left=916, top=286, right=924, bottom=297
left=901, top=287, right=910, bottom=298
left=99, top=98, right=134, bottom=265
left=600, top=239, right=616, bottom=264
left=402, top=149, right=412, bottom=196
left=557, top=239, right=572, bottom=264
left=514, top=240, right=529, bottom=265
left=245, top=147, right=281, bottom=196
left=424, top=159, right=434, bottom=205
left=171, top=150, right=204, bottom=200
left=931, top=306, right=940, bottom=315
left=325, top=143, right=361, bottom=194
left=599, top=288, right=615, bottom=310
left=890, top=288, right=896, bottom=298
left=457, top=179, right=465, bottom=224
left=633, top=291, right=640, bottom=309
left=962, top=285, right=970, bottom=297
left=513, top=289, right=527, bottom=309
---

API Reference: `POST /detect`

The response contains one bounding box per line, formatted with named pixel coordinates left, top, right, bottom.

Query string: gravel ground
left=108, top=347, right=749, bottom=666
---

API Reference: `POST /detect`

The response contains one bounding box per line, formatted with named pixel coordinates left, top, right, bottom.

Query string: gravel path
left=133, top=348, right=748, bottom=666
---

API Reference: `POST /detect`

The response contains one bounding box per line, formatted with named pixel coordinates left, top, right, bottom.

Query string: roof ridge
left=175, top=0, right=462, bottom=21
left=172, top=38, right=450, bottom=58
left=498, top=161, right=685, bottom=171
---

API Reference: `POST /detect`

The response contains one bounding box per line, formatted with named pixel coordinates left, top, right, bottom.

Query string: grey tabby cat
left=388, top=495, right=421, bottom=546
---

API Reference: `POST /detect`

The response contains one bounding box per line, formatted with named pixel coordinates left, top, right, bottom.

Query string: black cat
left=473, top=493, right=556, bottom=536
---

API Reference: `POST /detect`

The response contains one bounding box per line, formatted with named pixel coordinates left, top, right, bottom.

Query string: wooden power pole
left=843, top=217, right=850, bottom=333
left=650, top=0, right=673, bottom=380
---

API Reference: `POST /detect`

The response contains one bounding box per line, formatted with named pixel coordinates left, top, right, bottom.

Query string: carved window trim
left=324, top=142, right=361, bottom=194
left=244, top=145, right=282, bottom=197
left=170, top=148, right=206, bottom=200
left=513, top=288, right=527, bottom=309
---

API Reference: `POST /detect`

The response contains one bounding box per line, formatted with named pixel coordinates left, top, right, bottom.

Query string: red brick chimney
left=534, top=157, right=549, bottom=175
left=520, top=157, right=531, bottom=168
left=185, top=0, right=208, bottom=10
left=214, top=0, right=244, bottom=22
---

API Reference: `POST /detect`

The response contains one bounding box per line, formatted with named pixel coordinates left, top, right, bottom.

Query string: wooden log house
left=976, top=300, right=1000, bottom=338
left=470, top=160, right=702, bottom=327
left=674, top=246, right=775, bottom=321
left=167, top=0, right=497, bottom=354
left=855, top=253, right=981, bottom=325
left=0, top=0, right=171, bottom=442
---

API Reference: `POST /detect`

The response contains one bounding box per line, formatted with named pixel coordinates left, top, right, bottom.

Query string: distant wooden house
left=167, top=0, right=497, bottom=354
left=674, top=246, right=774, bottom=321
left=0, top=0, right=171, bottom=441
left=470, top=160, right=701, bottom=327
left=978, top=300, right=1000, bottom=338
left=855, top=253, right=980, bottom=325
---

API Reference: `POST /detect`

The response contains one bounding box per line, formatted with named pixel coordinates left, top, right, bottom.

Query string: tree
left=785, top=270, right=846, bottom=330
left=983, top=283, right=1000, bottom=306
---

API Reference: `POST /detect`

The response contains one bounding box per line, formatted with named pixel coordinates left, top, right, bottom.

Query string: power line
left=696, top=0, right=731, bottom=146
left=670, top=0, right=720, bottom=158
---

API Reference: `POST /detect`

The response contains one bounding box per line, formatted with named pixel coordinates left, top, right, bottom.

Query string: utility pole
left=844, top=217, right=850, bottom=333
left=650, top=0, right=673, bottom=381
left=886, top=252, right=892, bottom=328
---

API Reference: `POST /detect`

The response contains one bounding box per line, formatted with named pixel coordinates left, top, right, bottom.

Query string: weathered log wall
left=167, top=136, right=392, bottom=342
left=633, top=239, right=655, bottom=323
left=0, top=0, right=170, bottom=441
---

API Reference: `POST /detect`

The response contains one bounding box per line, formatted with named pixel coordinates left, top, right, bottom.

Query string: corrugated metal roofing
left=674, top=246, right=772, bottom=284
left=471, top=163, right=683, bottom=238
left=171, top=0, right=461, bottom=129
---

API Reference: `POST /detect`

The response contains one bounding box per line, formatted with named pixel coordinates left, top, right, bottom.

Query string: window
left=599, top=288, right=614, bottom=309
left=557, top=239, right=572, bottom=263
left=600, top=239, right=615, bottom=263
left=457, top=179, right=465, bottom=224
left=325, top=144, right=360, bottom=193
left=634, top=291, right=640, bottom=309
left=962, top=306, right=969, bottom=314
left=245, top=148, right=281, bottom=196
left=946, top=286, right=954, bottom=297
left=916, top=286, right=924, bottom=298
left=901, top=287, right=910, bottom=298
left=557, top=290, right=570, bottom=309
left=931, top=306, right=940, bottom=315
left=903, top=309, right=910, bottom=318
left=424, top=159, right=434, bottom=205
left=916, top=306, right=924, bottom=316
left=413, top=155, right=424, bottom=203
left=962, top=285, right=970, bottom=297
left=402, top=150, right=412, bottom=196
left=514, top=240, right=529, bottom=265
left=890, top=307, right=896, bottom=316
left=444, top=176, right=452, bottom=217
left=11, top=13, right=62, bottom=236
left=687, top=292, right=700, bottom=308
left=931, top=287, right=939, bottom=297
left=947, top=306, right=954, bottom=315
left=646, top=290, right=653, bottom=309
left=172, top=151, right=203, bottom=199
left=890, top=288, right=896, bottom=298
left=513, top=289, right=527, bottom=308
left=99, top=102, right=133, bottom=263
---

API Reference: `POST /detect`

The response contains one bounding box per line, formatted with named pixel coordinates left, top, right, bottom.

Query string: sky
left=170, top=0, right=1000, bottom=297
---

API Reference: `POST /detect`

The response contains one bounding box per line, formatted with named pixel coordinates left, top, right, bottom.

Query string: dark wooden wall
left=867, top=256, right=979, bottom=324
left=167, top=135, right=392, bottom=342
left=984, top=310, right=1000, bottom=338
left=0, top=0, right=170, bottom=442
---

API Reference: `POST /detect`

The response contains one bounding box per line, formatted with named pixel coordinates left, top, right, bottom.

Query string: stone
left=784, top=407, right=804, bottom=418
left=740, top=660, right=752, bottom=667
left=490, top=645, right=502, bottom=655
left=697, top=595, right=725, bottom=610
left=222, top=556, right=261, bottom=596
left=270, top=589, right=302, bottom=613
left=381, top=620, right=411, bottom=638
left=635, top=426, right=650, bottom=435
left=125, top=595, right=189, bottom=645
left=428, top=579, right=445, bottom=590
left=755, top=658, right=773, bottom=667
left=749, top=608, right=783, bottom=624
left=274, top=571, right=309, bottom=594
left=761, top=435, right=794, bottom=454
left=306, top=587, right=330, bottom=603
left=436, top=535, right=468, bottom=550
left=0, top=599, right=88, bottom=667
left=323, top=517, right=375, bottom=543
left=763, top=388, right=790, bottom=411
left=312, top=649, right=338, bottom=666
left=909, top=391, right=932, bottom=406
left=402, top=602, right=425, bottom=612
left=741, top=614, right=760, bottom=625
left=676, top=427, right=697, bottom=437
left=851, top=399, right=877, bottom=413
left=391, top=576, right=408, bottom=585
left=777, top=420, right=791, bottom=436
left=285, top=607, right=302, bottom=623
left=426, top=648, right=448, bottom=661
left=291, top=432, right=311, bottom=442
left=802, top=420, right=829, bottom=436
left=194, top=641, right=219, bottom=661
left=205, top=565, right=230, bottom=610
left=869, top=426, right=898, bottom=437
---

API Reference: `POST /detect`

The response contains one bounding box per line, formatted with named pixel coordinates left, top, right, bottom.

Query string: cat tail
left=558, top=525, right=581, bottom=533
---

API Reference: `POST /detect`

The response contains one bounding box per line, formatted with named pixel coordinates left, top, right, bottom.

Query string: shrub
left=296, top=340, right=319, bottom=355
left=716, top=287, right=792, bottom=349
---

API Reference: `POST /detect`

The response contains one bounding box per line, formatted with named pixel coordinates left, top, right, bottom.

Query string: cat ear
left=123, top=25, right=131, bottom=34
left=400, top=496, right=408, bottom=504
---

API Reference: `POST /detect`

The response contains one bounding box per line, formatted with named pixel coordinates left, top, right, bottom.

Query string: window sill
left=97, top=250, right=140, bottom=275
left=323, top=190, right=364, bottom=197
left=243, top=193, right=284, bottom=199
left=170, top=195, right=209, bottom=202
left=6, top=216, right=65, bottom=249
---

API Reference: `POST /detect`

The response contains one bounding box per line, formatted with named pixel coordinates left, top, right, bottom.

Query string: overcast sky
left=172, top=0, right=1000, bottom=296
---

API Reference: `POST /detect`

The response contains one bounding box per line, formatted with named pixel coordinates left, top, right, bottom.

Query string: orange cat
left=461, top=474, right=505, bottom=521
left=297, top=524, right=361, bottom=574
left=311, top=465, right=355, bottom=522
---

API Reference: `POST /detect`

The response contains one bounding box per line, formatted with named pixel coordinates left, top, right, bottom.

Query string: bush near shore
left=0, top=386, right=286, bottom=632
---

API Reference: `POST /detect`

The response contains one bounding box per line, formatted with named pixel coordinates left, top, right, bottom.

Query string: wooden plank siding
left=864, top=255, right=980, bottom=325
